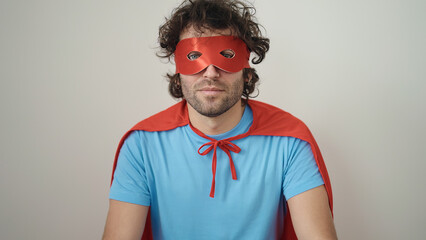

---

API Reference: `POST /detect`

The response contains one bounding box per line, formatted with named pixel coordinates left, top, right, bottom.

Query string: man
left=103, top=0, right=337, bottom=239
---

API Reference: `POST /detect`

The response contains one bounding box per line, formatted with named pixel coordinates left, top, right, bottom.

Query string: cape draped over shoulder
left=110, top=100, right=333, bottom=240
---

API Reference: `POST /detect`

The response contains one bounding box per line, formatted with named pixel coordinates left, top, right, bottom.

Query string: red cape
left=111, top=100, right=333, bottom=240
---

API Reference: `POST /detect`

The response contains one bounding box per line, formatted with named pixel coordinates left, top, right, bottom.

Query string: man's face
left=179, top=27, right=245, bottom=118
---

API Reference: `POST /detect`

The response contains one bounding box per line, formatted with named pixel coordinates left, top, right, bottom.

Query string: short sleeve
left=282, top=137, right=324, bottom=201
left=109, top=131, right=151, bottom=206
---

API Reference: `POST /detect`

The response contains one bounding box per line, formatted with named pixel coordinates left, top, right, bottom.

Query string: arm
left=102, top=199, right=149, bottom=240
left=287, top=185, right=337, bottom=240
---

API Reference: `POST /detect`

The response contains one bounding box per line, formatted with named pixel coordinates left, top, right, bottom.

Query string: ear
left=245, top=72, right=253, bottom=83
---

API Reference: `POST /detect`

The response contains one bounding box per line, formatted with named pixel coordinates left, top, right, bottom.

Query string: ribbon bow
left=198, top=139, right=241, bottom=198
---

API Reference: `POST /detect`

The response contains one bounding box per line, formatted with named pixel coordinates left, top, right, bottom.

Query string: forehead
left=179, top=25, right=234, bottom=40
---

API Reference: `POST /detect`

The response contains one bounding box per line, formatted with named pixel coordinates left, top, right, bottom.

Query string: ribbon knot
left=198, top=139, right=241, bottom=198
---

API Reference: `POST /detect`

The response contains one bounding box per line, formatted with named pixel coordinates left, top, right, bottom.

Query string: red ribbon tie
left=198, top=139, right=241, bottom=198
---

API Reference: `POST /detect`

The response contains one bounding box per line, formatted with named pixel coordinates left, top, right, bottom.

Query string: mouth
left=198, top=87, right=224, bottom=96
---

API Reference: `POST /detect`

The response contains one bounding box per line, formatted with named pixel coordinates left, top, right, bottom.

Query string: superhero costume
left=110, top=99, right=333, bottom=240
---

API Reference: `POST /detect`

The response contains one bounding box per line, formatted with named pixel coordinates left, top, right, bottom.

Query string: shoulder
left=114, top=101, right=189, bottom=159
left=130, top=100, right=189, bottom=132
left=248, top=100, right=312, bottom=139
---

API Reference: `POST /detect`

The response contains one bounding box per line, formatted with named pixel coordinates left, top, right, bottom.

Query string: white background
left=1, top=0, right=425, bottom=239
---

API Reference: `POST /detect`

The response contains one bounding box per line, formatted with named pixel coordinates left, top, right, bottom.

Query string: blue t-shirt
left=110, top=105, right=324, bottom=240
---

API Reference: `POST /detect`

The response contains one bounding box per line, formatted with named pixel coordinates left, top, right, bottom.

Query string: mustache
left=194, top=79, right=226, bottom=89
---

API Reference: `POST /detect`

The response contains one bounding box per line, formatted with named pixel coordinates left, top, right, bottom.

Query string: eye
left=187, top=51, right=202, bottom=61
left=220, top=49, right=235, bottom=59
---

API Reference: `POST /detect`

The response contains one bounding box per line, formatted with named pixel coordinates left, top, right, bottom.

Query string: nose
left=203, top=65, right=220, bottom=79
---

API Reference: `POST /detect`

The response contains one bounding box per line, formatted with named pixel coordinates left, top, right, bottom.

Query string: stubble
left=181, top=78, right=244, bottom=117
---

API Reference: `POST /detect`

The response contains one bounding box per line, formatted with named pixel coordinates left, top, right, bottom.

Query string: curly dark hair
left=158, top=0, right=270, bottom=100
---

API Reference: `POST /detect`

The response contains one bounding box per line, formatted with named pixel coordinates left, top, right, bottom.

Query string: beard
left=181, top=77, right=244, bottom=117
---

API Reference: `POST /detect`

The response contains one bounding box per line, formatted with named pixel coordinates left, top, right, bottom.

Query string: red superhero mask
left=174, top=35, right=251, bottom=75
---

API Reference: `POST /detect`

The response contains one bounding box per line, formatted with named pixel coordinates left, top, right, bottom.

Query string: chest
left=141, top=133, right=286, bottom=201
left=139, top=131, right=288, bottom=239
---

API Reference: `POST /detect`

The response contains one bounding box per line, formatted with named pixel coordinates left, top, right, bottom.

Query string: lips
left=198, top=87, right=224, bottom=95
left=199, top=87, right=223, bottom=91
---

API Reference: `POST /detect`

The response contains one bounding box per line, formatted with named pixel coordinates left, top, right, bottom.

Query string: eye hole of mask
left=220, top=49, right=235, bottom=59
left=187, top=51, right=202, bottom=61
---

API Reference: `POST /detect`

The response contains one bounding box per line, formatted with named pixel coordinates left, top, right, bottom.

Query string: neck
left=187, top=100, right=245, bottom=136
